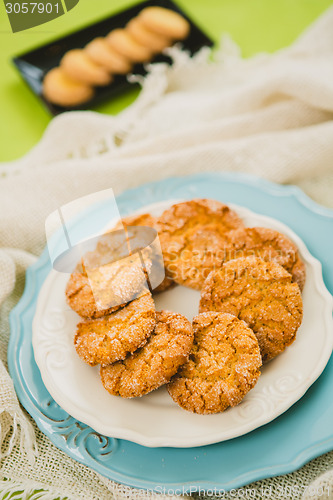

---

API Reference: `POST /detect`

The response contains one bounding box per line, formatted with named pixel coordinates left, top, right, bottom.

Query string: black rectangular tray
left=13, top=0, right=214, bottom=115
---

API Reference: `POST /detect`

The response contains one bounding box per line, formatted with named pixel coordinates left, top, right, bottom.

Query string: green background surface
left=0, top=0, right=332, bottom=161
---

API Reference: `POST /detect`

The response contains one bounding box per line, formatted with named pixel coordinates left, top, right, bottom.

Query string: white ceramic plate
left=32, top=200, right=333, bottom=448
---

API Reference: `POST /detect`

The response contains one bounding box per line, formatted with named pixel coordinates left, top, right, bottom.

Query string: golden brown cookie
left=42, top=67, right=94, bottom=107
left=100, top=310, right=193, bottom=398
left=106, top=29, right=153, bottom=63
left=168, top=312, right=262, bottom=414
left=120, top=213, right=156, bottom=231
left=61, top=49, right=113, bottom=86
left=65, top=271, right=122, bottom=319
left=85, top=38, right=132, bottom=74
left=66, top=212, right=160, bottom=319
left=157, top=199, right=245, bottom=290
left=126, top=17, right=171, bottom=53
left=120, top=213, right=174, bottom=293
left=290, top=255, right=307, bottom=292
left=138, top=7, right=190, bottom=40
left=74, top=293, right=156, bottom=366
left=199, top=256, right=303, bottom=363
left=222, top=227, right=306, bottom=291
left=66, top=243, right=151, bottom=319
left=89, top=220, right=153, bottom=271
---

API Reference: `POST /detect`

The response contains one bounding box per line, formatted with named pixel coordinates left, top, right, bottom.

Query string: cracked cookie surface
left=168, top=312, right=262, bottom=414
left=199, top=256, right=303, bottom=363
left=65, top=271, right=123, bottom=319
left=74, top=293, right=156, bottom=367
left=120, top=213, right=174, bottom=292
left=157, top=199, right=244, bottom=290
left=100, top=310, right=193, bottom=398
left=66, top=249, right=151, bottom=319
left=223, top=227, right=306, bottom=291
left=65, top=215, right=155, bottom=318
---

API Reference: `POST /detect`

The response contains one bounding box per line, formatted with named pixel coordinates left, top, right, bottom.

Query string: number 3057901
left=5, top=2, right=60, bottom=14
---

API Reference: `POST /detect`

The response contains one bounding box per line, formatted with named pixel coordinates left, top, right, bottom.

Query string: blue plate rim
left=8, top=172, right=333, bottom=492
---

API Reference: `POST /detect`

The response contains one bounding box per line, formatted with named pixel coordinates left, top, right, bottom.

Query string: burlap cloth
left=1, top=6, right=333, bottom=499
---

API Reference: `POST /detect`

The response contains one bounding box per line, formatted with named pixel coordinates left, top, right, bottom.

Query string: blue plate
left=8, top=172, right=333, bottom=492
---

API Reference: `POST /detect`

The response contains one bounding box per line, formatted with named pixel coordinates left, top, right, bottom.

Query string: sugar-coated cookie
left=199, top=256, right=303, bottom=363
left=222, top=226, right=306, bottom=291
left=42, top=67, right=94, bottom=107
left=126, top=17, right=171, bottom=53
left=66, top=239, right=152, bottom=319
left=85, top=37, right=132, bottom=74
left=157, top=199, right=245, bottom=290
left=61, top=49, right=113, bottom=86
left=138, top=7, right=190, bottom=40
left=106, top=29, right=153, bottom=63
left=168, top=312, right=262, bottom=414
left=66, top=270, right=123, bottom=319
left=74, top=293, right=156, bottom=367
left=100, top=310, right=193, bottom=398
left=119, top=212, right=174, bottom=293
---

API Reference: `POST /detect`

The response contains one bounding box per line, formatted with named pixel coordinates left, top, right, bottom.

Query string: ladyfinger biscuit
left=126, top=17, right=171, bottom=53
left=43, top=67, right=94, bottom=107
left=106, top=29, right=153, bottom=63
left=61, top=49, right=113, bottom=86
left=85, top=38, right=132, bottom=74
left=138, top=7, right=190, bottom=40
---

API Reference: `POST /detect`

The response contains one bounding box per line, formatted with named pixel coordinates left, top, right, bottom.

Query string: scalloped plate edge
left=8, top=172, right=333, bottom=492
left=31, top=200, right=333, bottom=448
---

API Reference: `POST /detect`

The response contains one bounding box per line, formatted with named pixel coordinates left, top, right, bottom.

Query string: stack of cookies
left=66, top=199, right=304, bottom=415
left=43, top=6, right=190, bottom=107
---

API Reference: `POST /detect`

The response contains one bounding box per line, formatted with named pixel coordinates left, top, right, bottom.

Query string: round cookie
left=222, top=226, right=306, bottom=291
left=61, top=49, right=113, bottom=86
left=100, top=310, right=193, bottom=398
left=43, top=67, right=94, bottom=107
left=120, top=213, right=174, bottom=293
left=138, top=6, right=190, bottom=40
left=85, top=38, right=132, bottom=74
left=74, top=293, right=156, bottom=366
left=106, top=29, right=153, bottom=63
left=168, top=312, right=262, bottom=414
left=126, top=17, right=171, bottom=53
left=119, top=212, right=156, bottom=231
left=66, top=243, right=152, bottom=319
left=65, top=270, right=123, bottom=319
left=199, top=256, right=303, bottom=363
left=157, top=199, right=245, bottom=290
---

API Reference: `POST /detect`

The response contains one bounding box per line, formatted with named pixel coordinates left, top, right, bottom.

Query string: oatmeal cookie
left=100, top=310, right=193, bottom=398
left=223, top=227, right=306, bottom=290
left=199, top=256, right=303, bottom=363
left=168, top=312, right=262, bottom=414
left=74, top=293, right=156, bottom=367
left=157, top=199, right=244, bottom=290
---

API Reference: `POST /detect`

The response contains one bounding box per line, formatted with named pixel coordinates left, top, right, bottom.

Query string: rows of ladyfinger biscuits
left=43, top=6, right=190, bottom=107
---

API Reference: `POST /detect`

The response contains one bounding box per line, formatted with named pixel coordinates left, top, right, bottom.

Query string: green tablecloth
left=0, top=0, right=332, bottom=162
